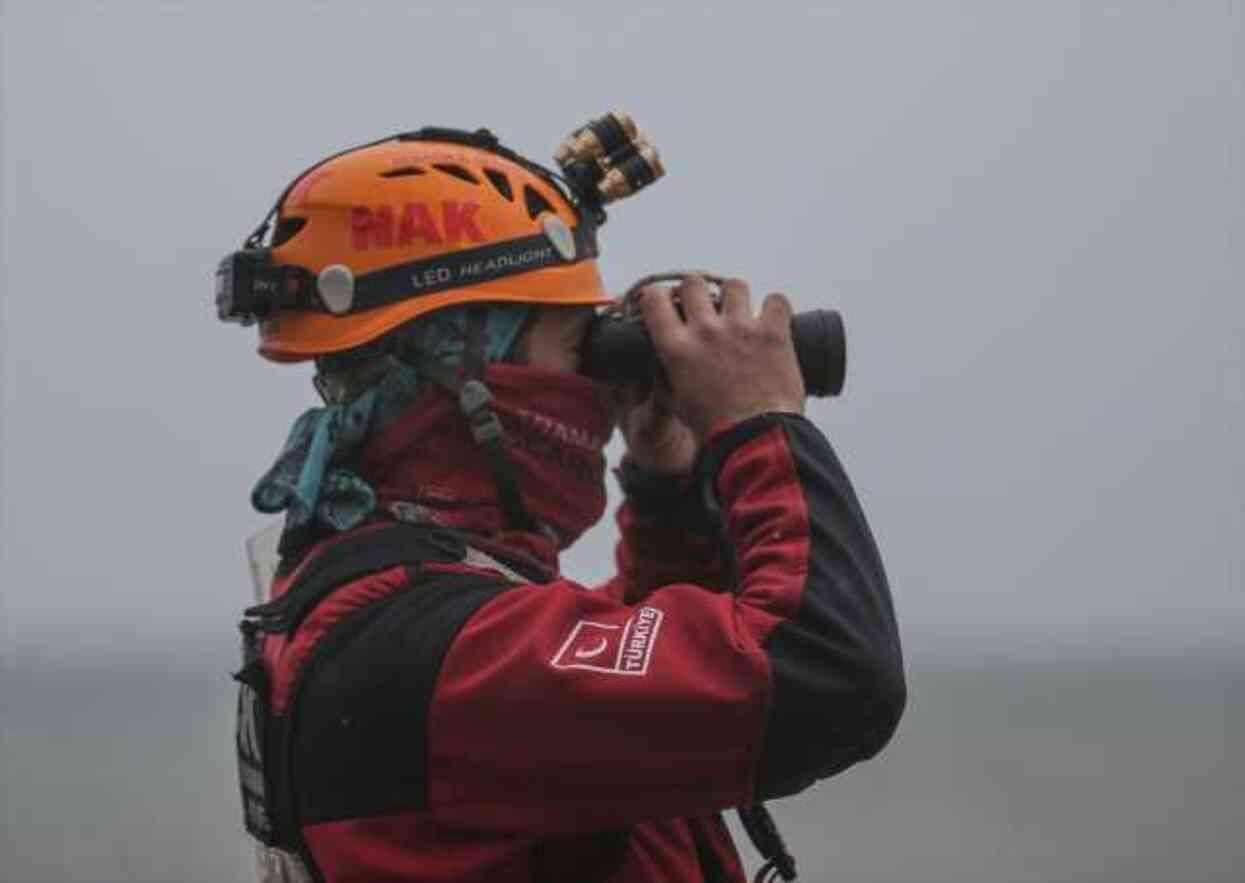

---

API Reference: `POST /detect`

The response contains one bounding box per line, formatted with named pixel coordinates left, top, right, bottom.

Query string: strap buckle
left=459, top=380, right=503, bottom=444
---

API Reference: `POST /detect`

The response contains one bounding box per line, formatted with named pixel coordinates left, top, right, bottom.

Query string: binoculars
left=554, top=119, right=843, bottom=398
left=582, top=273, right=846, bottom=397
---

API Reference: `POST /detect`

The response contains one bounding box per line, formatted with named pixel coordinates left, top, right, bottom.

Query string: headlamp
left=215, top=249, right=315, bottom=325
left=555, top=111, right=665, bottom=211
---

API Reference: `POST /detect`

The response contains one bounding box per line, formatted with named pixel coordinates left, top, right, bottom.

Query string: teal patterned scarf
left=251, top=304, right=532, bottom=531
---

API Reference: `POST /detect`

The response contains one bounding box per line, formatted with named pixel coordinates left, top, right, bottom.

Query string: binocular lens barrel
left=583, top=309, right=846, bottom=397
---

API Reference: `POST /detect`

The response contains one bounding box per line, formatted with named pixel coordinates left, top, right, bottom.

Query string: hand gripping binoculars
left=555, top=115, right=845, bottom=398
left=582, top=272, right=847, bottom=398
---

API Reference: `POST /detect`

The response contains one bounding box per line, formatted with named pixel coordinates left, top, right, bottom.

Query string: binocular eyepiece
left=582, top=273, right=846, bottom=397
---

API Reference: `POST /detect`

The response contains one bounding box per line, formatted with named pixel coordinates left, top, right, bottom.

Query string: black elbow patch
left=755, top=621, right=905, bottom=800
left=873, top=667, right=908, bottom=748
left=849, top=664, right=907, bottom=764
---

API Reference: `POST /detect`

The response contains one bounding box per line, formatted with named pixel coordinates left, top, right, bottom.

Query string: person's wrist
left=693, top=401, right=804, bottom=445
left=620, top=450, right=694, bottom=477
left=699, top=406, right=805, bottom=446
left=614, top=455, right=713, bottom=531
left=616, top=454, right=694, bottom=497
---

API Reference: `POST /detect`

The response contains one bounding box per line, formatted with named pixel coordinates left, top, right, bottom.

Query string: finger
left=677, top=275, right=717, bottom=326
left=759, top=291, right=794, bottom=335
left=614, top=382, right=642, bottom=411
left=719, top=277, right=751, bottom=320
left=626, top=379, right=655, bottom=409
left=652, top=383, right=674, bottom=410
left=638, top=284, right=686, bottom=354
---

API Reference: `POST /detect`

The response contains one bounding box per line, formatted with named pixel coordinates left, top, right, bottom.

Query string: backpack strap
left=234, top=522, right=499, bottom=865
left=242, top=523, right=469, bottom=636
left=236, top=521, right=639, bottom=882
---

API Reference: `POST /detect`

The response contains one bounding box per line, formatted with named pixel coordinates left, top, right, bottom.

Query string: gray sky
left=2, top=2, right=1241, bottom=662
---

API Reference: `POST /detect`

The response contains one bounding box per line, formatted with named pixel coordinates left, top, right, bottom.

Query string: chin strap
left=410, top=306, right=540, bottom=534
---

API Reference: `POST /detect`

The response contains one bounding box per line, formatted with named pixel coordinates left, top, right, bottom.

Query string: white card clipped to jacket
left=245, top=521, right=284, bottom=604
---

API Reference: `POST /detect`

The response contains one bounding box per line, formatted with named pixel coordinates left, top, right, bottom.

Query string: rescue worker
left=222, top=124, right=905, bottom=882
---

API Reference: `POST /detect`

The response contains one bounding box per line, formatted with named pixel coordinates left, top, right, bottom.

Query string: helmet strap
left=462, top=304, right=488, bottom=382
left=412, top=308, right=539, bottom=534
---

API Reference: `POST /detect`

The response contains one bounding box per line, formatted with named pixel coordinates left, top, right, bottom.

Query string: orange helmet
left=226, top=128, right=620, bottom=363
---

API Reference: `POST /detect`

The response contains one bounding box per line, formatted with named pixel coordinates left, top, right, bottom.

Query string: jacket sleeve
left=604, top=456, right=730, bottom=604
left=427, top=412, right=906, bottom=835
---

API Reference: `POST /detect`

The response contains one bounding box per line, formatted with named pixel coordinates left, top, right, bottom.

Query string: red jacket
left=236, top=412, right=905, bottom=882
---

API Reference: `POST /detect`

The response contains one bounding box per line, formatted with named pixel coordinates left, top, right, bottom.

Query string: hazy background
left=2, top=2, right=1241, bottom=882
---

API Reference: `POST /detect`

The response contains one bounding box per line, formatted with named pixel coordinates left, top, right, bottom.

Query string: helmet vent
left=271, top=217, right=307, bottom=247
left=484, top=169, right=514, bottom=201
left=432, top=163, right=479, bottom=184
left=523, top=185, right=554, bottom=220
left=379, top=166, right=426, bottom=178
